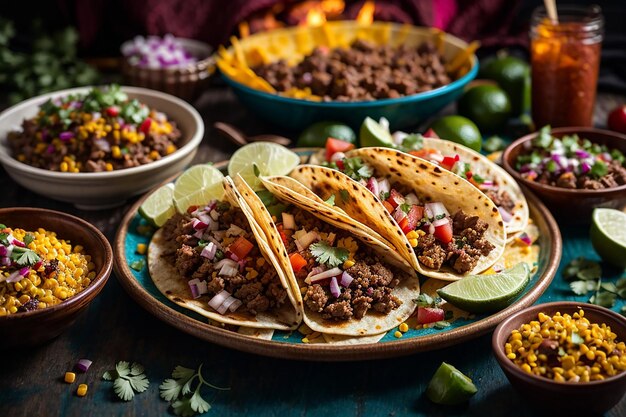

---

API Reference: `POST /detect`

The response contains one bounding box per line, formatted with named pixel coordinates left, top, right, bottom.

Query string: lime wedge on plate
left=139, top=183, right=176, bottom=227
left=437, top=262, right=531, bottom=313
left=173, top=165, right=225, bottom=213
left=228, top=142, right=300, bottom=191
left=590, top=208, right=626, bottom=268
left=359, top=117, right=395, bottom=148
left=426, top=362, right=478, bottom=405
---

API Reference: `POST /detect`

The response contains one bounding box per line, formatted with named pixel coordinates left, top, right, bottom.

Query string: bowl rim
left=120, top=37, right=215, bottom=71
left=492, top=301, right=626, bottom=387
left=218, top=23, right=479, bottom=107
left=502, top=126, right=626, bottom=196
left=0, top=85, right=204, bottom=180
left=0, top=207, right=113, bottom=321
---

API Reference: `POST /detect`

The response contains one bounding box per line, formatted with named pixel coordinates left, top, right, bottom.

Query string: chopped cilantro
left=267, top=203, right=288, bottom=218
left=589, top=161, right=608, bottom=178
left=0, top=232, right=9, bottom=246
left=341, top=157, right=373, bottom=181
left=0, top=224, right=6, bottom=229
left=434, top=213, right=446, bottom=220
left=10, top=246, right=40, bottom=266
left=309, top=241, right=349, bottom=268
left=324, top=194, right=336, bottom=206
left=546, top=160, right=558, bottom=173
left=571, top=331, right=584, bottom=345
left=399, top=134, right=424, bottom=152
left=130, top=259, right=145, bottom=271
left=400, top=203, right=411, bottom=214
left=533, top=125, right=553, bottom=148
left=415, top=293, right=440, bottom=308
left=255, top=190, right=277, bottom=207
left=563, top=258, right=601, bottom=281
left=379, top=191, right=390, bottom=201
left=23, top=233, right=34, bottom=247
left=339, top=189, right=350, bottom=202
left=433, top=321, right=451, bottom=329
left=483, top=135, right=507, bottom=152
left=213, top=250, right=224, bottom=261
left=610, top=149, right=625, bottom=165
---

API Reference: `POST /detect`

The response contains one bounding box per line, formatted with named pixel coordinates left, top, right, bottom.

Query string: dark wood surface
left=0, top=87, right=624, bottom=417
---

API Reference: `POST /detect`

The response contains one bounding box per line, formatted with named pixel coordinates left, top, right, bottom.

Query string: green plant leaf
left=160, top=379, right=182, bottom=402
left=172, top=398, right=195, bottom=417
left=190, top=390, right=211, bottom=414
left=570, top=280, right=595, bottom=295
left=113, top=378, right=135, bottom=401
left=115, top=361, right=131, bottom=377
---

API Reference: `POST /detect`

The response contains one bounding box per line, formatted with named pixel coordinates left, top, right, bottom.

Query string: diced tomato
left=382, top=200, right=394, bottom=213
left=423, top=128, right=439, bottom=138
left=140, top=118, right=152, bottom=134
left=276, top=224, right=289, bottom=246
left=335, top=159, right=344, bottom=171
left=106, top=106, right=119, bottom=117
left=325, top=138, right=355, bottom=162
left=289, top=252, right=307, bottom=273
left=387, top=189, right=405, bottom=209
left=465, top=171, right=473, bottom=180
left=441, top=155, right=460, bottom=171
left=409, top=148, right=436, bottom=159
left=229, top=237, right=254, bottom=260
left=405, top=205, right=423, bottom=230
left=398, top=217, right=410, bottom=234
left=186, top=205, right=198, bottom=214
left=417, top=306, right=445, bottom=324
left=433, top=221, right=453, bottom=244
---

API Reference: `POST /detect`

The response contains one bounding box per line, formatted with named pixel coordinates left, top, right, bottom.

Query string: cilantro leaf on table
left=103, top=361, right=149, bottom=401
left=563, top=258, right=601, bottom=281
left=570, top=280, right=597, bottom=295
left=160, top=364, right=228, bottom=416
left=589, top=291, right=616, bottom=308
left=309, top=241, right=349, bottom=268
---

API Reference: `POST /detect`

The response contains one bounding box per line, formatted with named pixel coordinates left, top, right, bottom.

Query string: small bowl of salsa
left=502, top=127, right=626, bottom=223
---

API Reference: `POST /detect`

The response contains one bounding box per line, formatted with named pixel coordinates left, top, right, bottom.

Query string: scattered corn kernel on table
left=0, top=88, right=624, bottom=417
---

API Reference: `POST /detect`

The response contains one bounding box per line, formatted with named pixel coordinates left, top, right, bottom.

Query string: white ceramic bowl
left=0, top=86, right=204, bottom=209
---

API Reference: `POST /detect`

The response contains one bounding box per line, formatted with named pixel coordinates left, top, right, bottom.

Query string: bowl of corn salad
left=0, top=207, right=112, bottom=348
left=492, top=302, right=626, bottom=414
left=0, top=85, right=203, bottom=209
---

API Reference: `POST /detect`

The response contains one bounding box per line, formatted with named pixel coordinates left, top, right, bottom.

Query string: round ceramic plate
left=113, top=149, right=562, bottom=361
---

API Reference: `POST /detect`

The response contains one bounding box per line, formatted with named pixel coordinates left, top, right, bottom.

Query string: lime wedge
left=590, top=208, right=626, bottom=268
left=228, top=142, right=300, bottom=191
left=437, top=262, right=531, bottom=313
left=426, top=362, right=478, bottom=405
left=139, top=183, right=176, bottom=227
left=359, top=117, right=395, bottom=148
left=173, top=165, right=225, bottom=213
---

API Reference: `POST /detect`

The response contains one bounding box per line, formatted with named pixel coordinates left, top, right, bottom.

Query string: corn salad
left=0, top=226, right=95, bottom=316
left=505, top=309, right=626, bottom=382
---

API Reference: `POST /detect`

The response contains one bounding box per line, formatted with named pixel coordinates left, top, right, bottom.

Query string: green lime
left=426, top=362, right=478, bottom=405
left=173, top=165, right=225, bottom=213
left=359, top=117, right=395, bottom=148
left=228, top=142, right=300, bottom=191
left=437, top=263, right=531, bottom=313
left=480, top=55, right=530, bottom=116
left=297, top=121, right=357, bottom=147
left=428, top=116, right=482, bottom=152
left=590, top=208, right=626, bottom=269
left=139, top=183, right=176, bottom=227
left=458, top=85, right=512, bottom=133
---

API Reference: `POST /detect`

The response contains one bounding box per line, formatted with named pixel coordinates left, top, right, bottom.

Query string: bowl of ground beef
left=503, top=127, right=626, bottom=223
left=217, top=21, right=478, bottom=131
left=0, top=86, right=203, bottom=209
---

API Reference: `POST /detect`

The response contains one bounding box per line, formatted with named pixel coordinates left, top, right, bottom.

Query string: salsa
left=514, top=127, right=626, bottom=190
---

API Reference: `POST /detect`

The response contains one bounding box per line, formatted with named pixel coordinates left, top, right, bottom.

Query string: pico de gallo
left=323, top=149, right=496, bottom=274
left=7, top=85, right=181, bottom=173
left=159, top=200, right=288, bottom=316
left=514, top=126, right=626, bottom=190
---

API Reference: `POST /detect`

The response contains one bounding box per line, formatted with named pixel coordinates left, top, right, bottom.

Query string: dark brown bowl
left=492, top=302, right=626, bottom=415
left=0, top=208, right=112, bottom=348
left=502, top=127, right=626, bottom=224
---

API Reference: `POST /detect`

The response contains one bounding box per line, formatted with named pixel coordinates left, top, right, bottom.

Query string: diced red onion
left=237, top=258, right=247, bottom=272
left=393, top=206, right=407, bottom=222
left=196, top=280, right=208, bottom=295
left=210, top=210, right=220, bottom=221
left=59, top=131, right=74, bottom=141
left=214, top=258, right=237, bottom=270
left=282, top=213, right=296, bottom=230
left=367, top=177, right=380, bottom=197
left=424, top=202, right=449, bottom=221
left=428, top=153, right=444, bottom=163
left=306, top=266, right=326, bottom=279
left=193, top=230, right=204, bottom=239
left=493, top=264, right=504, bottom=273
left=11, top=238, right=25, bottom=248
left=1, top=257, right=10, bottom=267
left=46, top=145, right=56, bottom=154
left=295, top=231, right=319, bottom=251
left=219, top=263, right=239, bottom=277
left=19, top=267, right=30, bottom=276
left=367, top=287, right=374, bottom=295
left=305, top=267, right=343, bottom=284
left=601, top=152, right=612, bottom=162
left=76, top=359, right=92, bottom=372
left=404, top=193, right=420, bottom=205
left=192, top=219, right=208, bottom=230
left=205, top=202, right=217, bottom=212
left=392, top=131, right=409, bottom=145
left=330, top=152, right=346, bottom=162
left=196, top=213, right=212, bottom=225
left=339, top=271, right=353, bottom=288
left=432, top=217, right=449, bottom=227
left=581, top=162, right=591, bottom=174
left=208, top=290, right=231, bottom=310
left=188, top=282, right=200, bottom=299
left=200, top=242, right=217, bottom=260
left=0, top=245, right=6, bottom=256
left=518, top=233, right=532, bottom=246
left=498, top=207, right=513, bottom=223
left=228, top=299, right=243, bottom=312
left=575, top=149, right=590, bottom=158
left=219, top=296, right=240, bottom=314
left=329, top=276, right=341, bottom=298
left=519, top=164, right=533, bottom=173
left=94, top=139, right=111, bottom=152
left=428, top=223, right=435, bottom=235
left=228, top=251, right=240, bottom=262
left=377, top=178, right=390, bottom=196
left=5, top=270, right=23, bottom=283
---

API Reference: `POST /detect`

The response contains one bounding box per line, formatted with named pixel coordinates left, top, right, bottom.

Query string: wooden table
left=1, top=87, right=624, bottom=417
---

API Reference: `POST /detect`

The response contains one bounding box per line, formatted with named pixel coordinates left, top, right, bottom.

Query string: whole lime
left=428, top=116, right=482, bottom=152
left=458, top=85, right=512, bottom=133
left=297, top=121, right=357, bottom=147
left=480, top=55, right=530, bottom=115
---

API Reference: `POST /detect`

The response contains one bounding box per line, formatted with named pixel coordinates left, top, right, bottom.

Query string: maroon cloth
left=61, top=0, right=528, bottom=50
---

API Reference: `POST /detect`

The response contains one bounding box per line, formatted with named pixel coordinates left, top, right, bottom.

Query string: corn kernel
left=111, top=146, right=121, bottom=158
left=77, top=384, right=88, bottom=397
left=399, top=323, right=409, bottom=333
left=64, top=372, right=76, bottom=383
left=136, top=244, right=147, bottom=255
left=394, top=331, right=402, bottom=338
left=343, top=259, right=355, bottom=269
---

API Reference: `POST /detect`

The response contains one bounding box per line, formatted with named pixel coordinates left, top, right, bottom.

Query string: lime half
left=437, top=262, right=531, bottom=313
left=426, top=362, right=478, bottom=405
left=359, top=117, right=395, bottom=148
left=228, top=142, right=300, bottom=191
left=173, top=165, right=225, bottom=213
left=590, top=208, right=626, bottom=268
left=297, top=121, right=356, bottom=147
left=139, top=183, right=176, bottom=227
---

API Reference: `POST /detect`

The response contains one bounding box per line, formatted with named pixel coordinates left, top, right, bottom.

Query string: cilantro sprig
left=160, top=364, right=229, bottom=417
left=103, top=361, right=149, bottom=401
left=564, top=257, right=626, bottom=308
left=309, top=241, right=349, bottom=268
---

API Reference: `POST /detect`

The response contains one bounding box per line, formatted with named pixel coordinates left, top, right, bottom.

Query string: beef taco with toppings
left=234, top=174, right=420, bottom=336
left=286, top=147, right=507, bottom=280
left=147, top=177, right=302, bottom=330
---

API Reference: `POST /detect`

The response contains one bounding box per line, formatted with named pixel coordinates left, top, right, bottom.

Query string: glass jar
left=530, top=5, right=603, bottom=128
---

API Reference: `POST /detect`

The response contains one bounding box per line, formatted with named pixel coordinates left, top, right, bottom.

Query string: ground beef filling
left=538, top=160, right=626, bottom=190
left=415, top=210, right=495, bottom=274
left=484, top=189, right=516, bottom=212
left=253, top=39, right=451, bottom=102
left=287, top=208, right=406, bottom=321
left=160, top=209, right=287, bottom=315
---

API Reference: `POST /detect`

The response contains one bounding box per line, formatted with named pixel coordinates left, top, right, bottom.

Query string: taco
left=234, top=174, right=420, bottom=336
left=406, top=137, right=529, bottom=236
left=288, top=147, right=507, bottom=280
left=147, top=177, right=302, bottom=330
